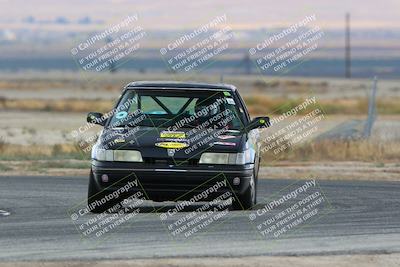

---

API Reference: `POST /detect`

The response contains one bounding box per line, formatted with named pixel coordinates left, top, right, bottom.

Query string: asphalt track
left=1, top=175, right=400, bottom=261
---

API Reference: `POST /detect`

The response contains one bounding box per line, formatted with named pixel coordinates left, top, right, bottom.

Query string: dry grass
left=0, top=79, right=120, bottom=91
left=0, top=137, right=399, bottom=178
left=1, top=96, right=400, bottom=115
left=0, top=98, right=113, bottom=113
left=244, top=95, right=400, bottom=115
left=261, top=139, right=400, bottom=163
left=252, top=79, right=329, bottom=94
left=0, top=143, right=87, bottom=160
left=0, top=138, right=398, bottom=163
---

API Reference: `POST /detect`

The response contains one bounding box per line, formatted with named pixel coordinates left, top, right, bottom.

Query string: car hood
left=100, top=127, right=246, bottom=160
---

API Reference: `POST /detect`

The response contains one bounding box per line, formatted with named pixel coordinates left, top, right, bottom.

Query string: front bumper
left=91, top=160, right=254, bottom=201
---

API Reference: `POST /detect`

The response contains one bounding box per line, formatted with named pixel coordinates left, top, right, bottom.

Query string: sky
left=0, top=0, right=399, bottom=30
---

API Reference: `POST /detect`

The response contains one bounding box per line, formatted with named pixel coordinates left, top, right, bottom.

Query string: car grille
left=143, top=157, right=199, bottom=166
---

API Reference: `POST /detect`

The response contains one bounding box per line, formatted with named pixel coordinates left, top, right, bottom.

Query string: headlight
left=113, top=150, right=143, bottom=162
left=198, top=153, right=235, bottom=164
left=199, top=149, right=254, bottom=165
left=92, top=147, right=114, bottom=161
left=91, top=145, right=143, bottom=162
left=235, top=149, right=254, bottom=165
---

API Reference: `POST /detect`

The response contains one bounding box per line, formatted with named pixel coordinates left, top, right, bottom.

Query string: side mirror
left=247, top=116, right=271, bottom=131
left=87, top=112, right=106, bottom=126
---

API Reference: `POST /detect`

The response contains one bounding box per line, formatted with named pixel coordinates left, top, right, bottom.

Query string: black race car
left=87, top=81, right=270, bottom=212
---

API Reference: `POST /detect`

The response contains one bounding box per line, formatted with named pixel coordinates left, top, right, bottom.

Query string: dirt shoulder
left=1, top=254, right=400, bottom=267
left=260, top=161, right=400, bottom=181
left=0, top=160, right=399, bottom=182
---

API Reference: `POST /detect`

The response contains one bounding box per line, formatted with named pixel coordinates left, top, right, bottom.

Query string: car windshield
left=108, top=89, right=245, bottom=130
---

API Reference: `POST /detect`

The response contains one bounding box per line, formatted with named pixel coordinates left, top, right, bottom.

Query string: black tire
left=87, top=169, right=120, bottom=213
left=232, top=172, right=257, bottom=210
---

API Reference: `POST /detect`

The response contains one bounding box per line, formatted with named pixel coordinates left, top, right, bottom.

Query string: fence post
left=363, top=76, right=378, bottom=138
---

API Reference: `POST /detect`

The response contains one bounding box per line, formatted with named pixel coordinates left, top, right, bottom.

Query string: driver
left=194, top=97, right=222, bottom=126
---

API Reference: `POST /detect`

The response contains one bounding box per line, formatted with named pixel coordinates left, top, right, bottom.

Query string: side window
left=235, top=93, right=250, bottom=123
left=126, top=93, right=138, bottom=113
left=223, top=101, right=242, bottom=129
left=109, top=91, right=139, bottom=126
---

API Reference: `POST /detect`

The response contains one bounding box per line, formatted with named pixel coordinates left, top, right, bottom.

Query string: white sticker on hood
left=226, top=98, right=235, bottom=105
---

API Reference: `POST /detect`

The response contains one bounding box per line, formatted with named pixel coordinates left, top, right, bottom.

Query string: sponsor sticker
left=155, top=142, right=189, bottom=149
left=157, top=138, right=188, bottom=142
left=116, top=111, right=128, bottom=119
left=218, top=135, right=236, bottom=140
left=160, top=131, right=186, bottom=139
left=213, top=142, right=236, bottom=146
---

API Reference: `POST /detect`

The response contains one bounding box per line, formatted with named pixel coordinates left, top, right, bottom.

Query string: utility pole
left=237, top=54, right=252, bottom=75
left=244, top=54, right=251, bottom=75
left=345, top=13, right=351, bottom=78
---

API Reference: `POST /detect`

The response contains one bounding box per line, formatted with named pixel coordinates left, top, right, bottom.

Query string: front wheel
left=232, top=173, right=257, bottom=210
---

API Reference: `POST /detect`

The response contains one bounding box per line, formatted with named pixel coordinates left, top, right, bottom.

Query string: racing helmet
left=194, top=97, right=221, bottom=118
